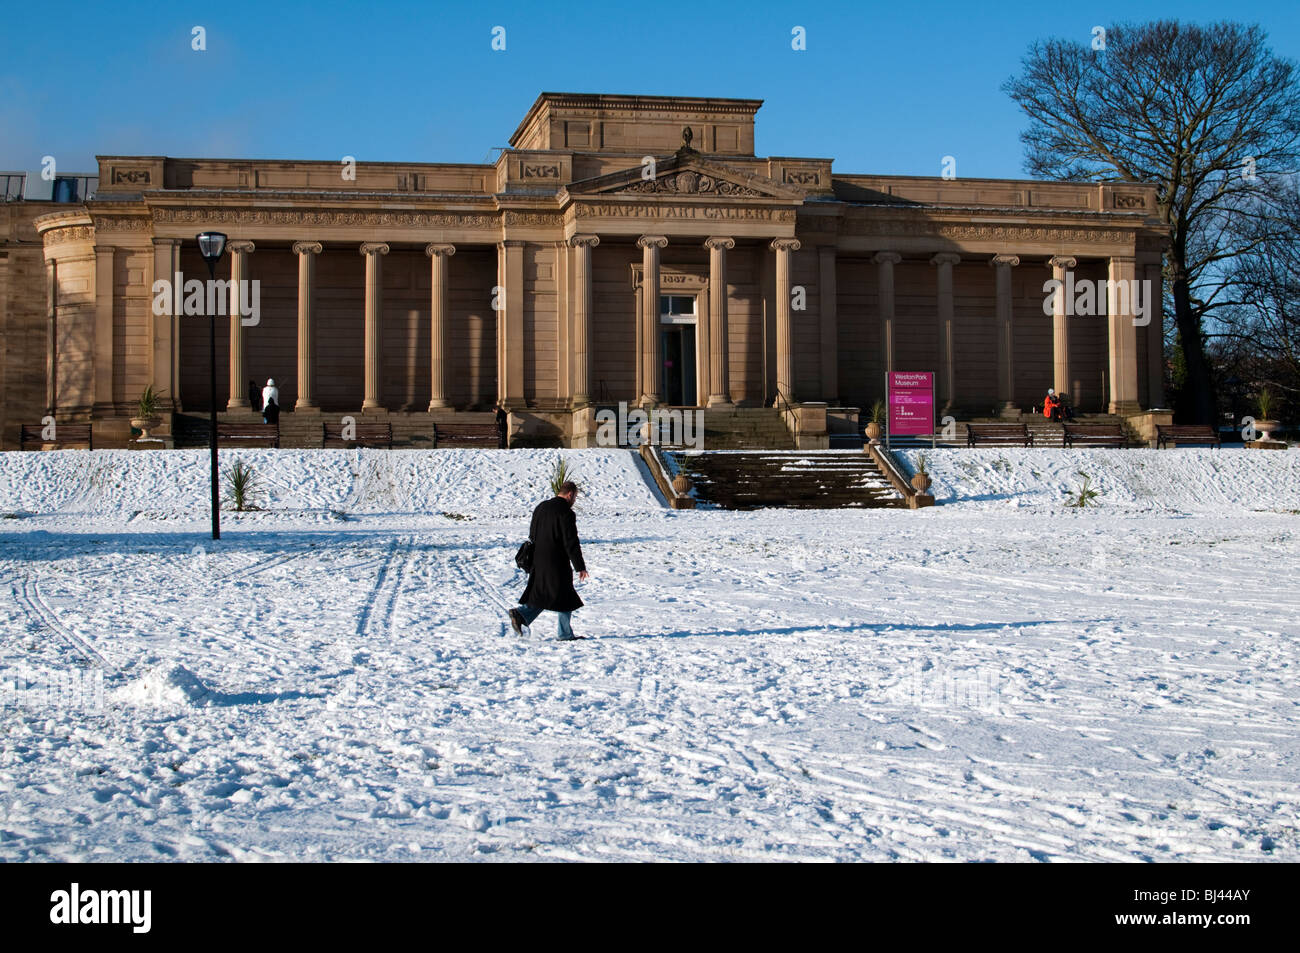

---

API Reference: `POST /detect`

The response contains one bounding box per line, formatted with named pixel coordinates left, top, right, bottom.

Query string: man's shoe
left=508, top=609, right=525, bottom=635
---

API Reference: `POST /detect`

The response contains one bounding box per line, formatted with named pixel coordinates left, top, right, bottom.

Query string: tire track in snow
left=12, top=574, right=115, bottom=672
left=354, top=536, right=413, bottom=640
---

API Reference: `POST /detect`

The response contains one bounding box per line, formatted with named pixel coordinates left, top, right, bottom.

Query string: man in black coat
left=509, top=481, right=588, bottom=641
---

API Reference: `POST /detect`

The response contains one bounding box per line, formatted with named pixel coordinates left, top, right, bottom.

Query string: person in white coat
left=261, top=378, right=280, bottom=425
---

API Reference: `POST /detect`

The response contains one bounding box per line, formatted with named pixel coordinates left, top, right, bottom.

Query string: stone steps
left=674, top=450, right=905, bottom=509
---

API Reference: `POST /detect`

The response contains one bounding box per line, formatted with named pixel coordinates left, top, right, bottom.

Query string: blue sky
left=2, top=0, right=1297, bottom=180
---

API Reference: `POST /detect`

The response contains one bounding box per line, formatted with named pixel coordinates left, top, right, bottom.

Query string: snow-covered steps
left=673, top=449, right=906, bottom=509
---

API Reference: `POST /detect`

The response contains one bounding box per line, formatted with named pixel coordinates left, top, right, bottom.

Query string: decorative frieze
left=844, top=219, right=1124, bottom=244
left=619, top=171, right=763, bottom=197
left=150, top=208, right=501, bottom=229
left=42, top=226, right=96, bottom=246
left=502, top=211, right=563, bottom=228
left=91, top=215, right=152, bottom=232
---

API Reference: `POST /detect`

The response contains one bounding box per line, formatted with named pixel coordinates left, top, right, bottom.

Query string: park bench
left=322, top=421, right=392, bottom=448
left=1156, top=424, right=1220, bottom=449
left=1063, top=423, right=1128, bottom=448
left=216, top=422, right=279, bottom=448
left=20, top=422, right=92, bottom=450
left=432, top=422, right=500, bottom=448
left=966, top=423, right=1033, bottom=447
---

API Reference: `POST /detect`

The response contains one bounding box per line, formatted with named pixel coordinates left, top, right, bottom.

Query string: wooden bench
left=1063, top=423, right=1128, bottom=448
left=432, top=422, right=500, bottom=448
left=966, top=423, right=1033, bottom=447
left=20, top=423, right=92, bottom=450
left=1156, top=424, right=1220, bottom=449
left=322, top=421, right=392, bottom=448
left=216, top=422, right=279, bottom=448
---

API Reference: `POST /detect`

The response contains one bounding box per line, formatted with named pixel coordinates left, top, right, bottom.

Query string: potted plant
left=1254, top=388, right=1282, bottom=441
left=910, top=453, right=932, bottom=494
left=865, top=399, right=886, bottom=445
left=130, top=385, right=164, bottom=439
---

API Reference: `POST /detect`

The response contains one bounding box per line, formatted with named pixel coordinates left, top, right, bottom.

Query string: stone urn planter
left=865, top=421, right=883, bottom=445
left=131, top=416, right=162, bottom=439
left=1254, top=419, right=1282, bottom=442
left=910, top=472, right=932, bottom=494
left=672, top=474, right=692, bottom=496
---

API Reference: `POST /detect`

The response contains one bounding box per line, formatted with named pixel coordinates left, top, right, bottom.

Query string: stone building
left=2, top=92, right=1168, bottom=449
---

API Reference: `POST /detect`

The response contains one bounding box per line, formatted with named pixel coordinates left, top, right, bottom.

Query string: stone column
left=293, top=241, right=322, bottom=411
left=818, top=245, right=838, bottom=404
left=637, top=235, right=667, bottom=406
left=1144, top=261, right=1165, bottom=407
left=705, top=236, right=735, bottom=406
left=1107, top=255, right=1140, bottom=415
left=771, top=238, right=801, bottom=404
left=151, top=238, right=181, bottom=411
left=569, top=235, right=599, bottom=405
left=1048, top=256, right=1077, bottom=397
left=423, top=243, right=456, bottom=410
left=360, top=242, right=389, bottom=411
left=931, top=253, right=960, bottom=413
left=874, top=252, right=901, bottom=379
left=93, top=244, right=114, bottom=413
left=226, top=240, right=255, bottom=410
left=45, top=260, right=56, bottom=414
left=497, top=240, right=525, bottom=406
left=991, top=254, right=1020, bottom=417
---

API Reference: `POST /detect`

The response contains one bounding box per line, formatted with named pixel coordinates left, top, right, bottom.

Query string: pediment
left=566, top=150, right=801, bottom=201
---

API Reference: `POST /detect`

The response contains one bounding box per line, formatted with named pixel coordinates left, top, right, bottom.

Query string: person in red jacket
left=1043, top=388, right=1061, bottom=421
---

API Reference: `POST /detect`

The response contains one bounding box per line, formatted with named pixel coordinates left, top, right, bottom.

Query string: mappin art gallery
left=0, top=92, right=1168, bottom=449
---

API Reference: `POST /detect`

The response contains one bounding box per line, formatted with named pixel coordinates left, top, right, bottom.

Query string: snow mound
left=112, top=664, right=211, bottom=708
left=0, top=448, right=663, bottom=519
left=897, top=447, right=1300, bottom=512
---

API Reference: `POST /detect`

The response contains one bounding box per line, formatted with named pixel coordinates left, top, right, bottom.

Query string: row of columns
left=216, top=239, right=1146, bottom=416
left=870, top=251, right=1142, bottom=415
left=223, top=240, right=459, bottom=413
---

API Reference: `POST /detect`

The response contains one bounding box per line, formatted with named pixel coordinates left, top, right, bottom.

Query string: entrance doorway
left=660, top=295, right=697, bottom=406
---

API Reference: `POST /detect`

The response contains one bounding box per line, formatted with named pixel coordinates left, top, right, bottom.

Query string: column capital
left=704, top=236, right=735, bottom=251
left=930, top=252, right=961, bottom=266
left=1048, top=255, right=1077, bottom=269
left=770, top=238, right=801, bottom=253
left=990, top=254, right=1020, bottom=268
left=425, top=242, right=456, bottom=258
left=292, top=241, right=323, bottom=256
left=151, top=237, right=181, bottom=249
left=569, top=234, right=600, bottom=249
left=637, top=235, right=668, bottom=249
left=228, top=240, right=256, bottom=255
left=873, top=251, right=902, bottom=266
left=360, top=242, right=390, bottom=257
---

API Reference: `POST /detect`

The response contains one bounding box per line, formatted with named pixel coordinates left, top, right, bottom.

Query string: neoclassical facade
left=13, top=92, right=1167, bottom=447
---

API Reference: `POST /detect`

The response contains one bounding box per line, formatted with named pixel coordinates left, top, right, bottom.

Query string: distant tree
left=1004, top=20, right=1300, bottom=423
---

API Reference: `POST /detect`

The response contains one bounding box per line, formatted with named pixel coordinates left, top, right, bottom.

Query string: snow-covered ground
left=1, top=447, right=1297, bottom=861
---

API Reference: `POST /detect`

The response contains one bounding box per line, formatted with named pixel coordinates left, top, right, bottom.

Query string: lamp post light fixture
left=197, top=231, right=227, bottom=540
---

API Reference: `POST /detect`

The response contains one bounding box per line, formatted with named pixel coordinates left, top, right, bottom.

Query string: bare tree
left=1004, top=20, right=1300, bottom=423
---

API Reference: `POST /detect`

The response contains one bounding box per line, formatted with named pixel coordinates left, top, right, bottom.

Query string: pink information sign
left=887, top=371, right=934, bottom=437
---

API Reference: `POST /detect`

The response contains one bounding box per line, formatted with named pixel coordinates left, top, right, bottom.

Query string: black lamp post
left=197, top=232, right=227, bottom=540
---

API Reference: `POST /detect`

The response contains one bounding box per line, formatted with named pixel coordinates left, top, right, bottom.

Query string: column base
left=427, top=399, right=453, bottom=411
left=1108, top=400, right=1142, bottom=416
left=706, top=394, right=733, bottom=408
left=294, top=401, right=321, bottom=413
left=998, top=402, right=1020, bottom=419
left=226, top=399, right=251, bottom=411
